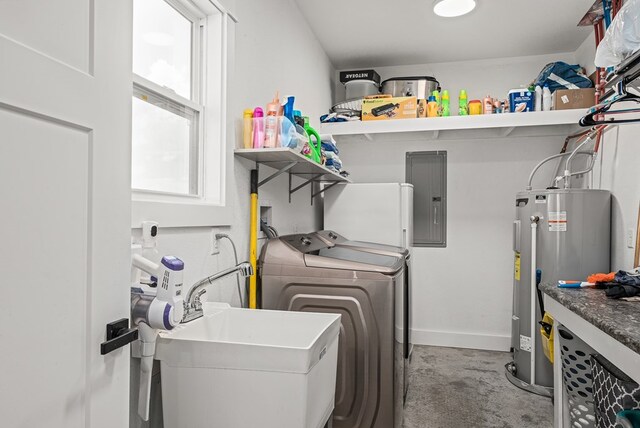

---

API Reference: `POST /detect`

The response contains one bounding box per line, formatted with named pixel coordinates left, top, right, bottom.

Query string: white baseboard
left=411, top=328, right=511, bottom=352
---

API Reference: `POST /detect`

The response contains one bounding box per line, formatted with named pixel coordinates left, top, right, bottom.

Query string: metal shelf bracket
left=257, top=161, right=298, bottom=188
left=312, top=181, right=341, bottom=198
left=289, top=173, right=323, bottom=203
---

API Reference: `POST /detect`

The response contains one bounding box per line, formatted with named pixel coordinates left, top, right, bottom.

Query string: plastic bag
left=595, top=0, right=640, bottom=68
left=533, top=62, right=594, bottom=93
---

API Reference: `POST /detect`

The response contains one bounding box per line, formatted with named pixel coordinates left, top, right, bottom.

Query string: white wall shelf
left=319, top=110, right=586, bottom=142
left=234, top=148, right=351, bottom=203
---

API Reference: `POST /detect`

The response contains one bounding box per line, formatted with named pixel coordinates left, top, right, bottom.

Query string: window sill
left=131, top=198, right=233, bottom=228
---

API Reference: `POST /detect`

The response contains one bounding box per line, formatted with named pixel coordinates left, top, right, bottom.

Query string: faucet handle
left=193, top=289, right=207, bottom=309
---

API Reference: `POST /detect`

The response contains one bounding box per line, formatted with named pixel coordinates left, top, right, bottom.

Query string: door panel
left=2, top=107, right=90, bottom=428
left=0, top=0, right=92, bottom=72
left=0, top=1, right=132, bottom=427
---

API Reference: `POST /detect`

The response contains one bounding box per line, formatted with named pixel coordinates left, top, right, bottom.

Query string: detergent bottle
left=303, top=116, right=322, bottom=164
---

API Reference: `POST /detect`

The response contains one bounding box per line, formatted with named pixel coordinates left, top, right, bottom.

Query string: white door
left=0, top=1, right=132, bottom=427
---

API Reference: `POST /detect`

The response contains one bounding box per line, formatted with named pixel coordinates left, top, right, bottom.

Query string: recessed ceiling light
left=433, top=0, right=476, bottom=17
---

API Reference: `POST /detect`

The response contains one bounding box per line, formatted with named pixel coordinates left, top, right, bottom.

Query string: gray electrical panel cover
left=406, top=151, right=447, bottom=247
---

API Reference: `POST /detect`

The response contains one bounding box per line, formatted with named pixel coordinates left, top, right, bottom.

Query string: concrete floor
left=404, top=346, right=553, bottom=428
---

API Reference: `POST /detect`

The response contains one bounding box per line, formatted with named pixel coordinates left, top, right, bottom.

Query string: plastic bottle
left=483, top=96, right=494, bottom=114
left=243, top=109, right=254, bottom=149
left=264, top=96, right=279, bottom=148
left=427, top=95, right=439, bottom=118
left=441, top=90, right=450, bottom=117
left=282, top=96, right=295, bottom=125
left=303, top=116, right=322, bottom=163
left=458, top=90, right=468, bottom=116
left=252, top=107, right=264, bottom=148
left=542, top=85, right=552, bottom=111
left=534, top=86, right=543, bottom=112
left=432, top=90, right=441, bottom=116
left=293, top=110, right=305, bottom=128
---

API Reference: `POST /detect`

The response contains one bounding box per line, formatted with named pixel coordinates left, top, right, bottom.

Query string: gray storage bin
left=558, top=325, right=597, bottom=428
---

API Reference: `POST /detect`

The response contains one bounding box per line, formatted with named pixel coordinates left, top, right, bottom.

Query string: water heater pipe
left=563, top=126, right=607, bottom=189
left=530, top=216, right=541, bottom=387
left=526, top=152, right=594, bottom=190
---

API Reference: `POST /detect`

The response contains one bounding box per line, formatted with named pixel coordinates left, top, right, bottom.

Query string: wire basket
left=558, top=325, right=596, bottom=428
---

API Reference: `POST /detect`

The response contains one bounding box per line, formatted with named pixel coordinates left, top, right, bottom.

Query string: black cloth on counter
left=604, top=271, right=640, bottom=299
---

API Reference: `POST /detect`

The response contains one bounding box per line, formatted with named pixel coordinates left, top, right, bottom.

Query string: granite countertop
left=540, top=282, right=640, bottom=354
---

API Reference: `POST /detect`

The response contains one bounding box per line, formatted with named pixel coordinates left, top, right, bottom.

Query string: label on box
left=339, top=69, right=381, bottom=85
left=561, top=95, right=570, bottom=104
left=548, top=211, right=567, bottom=232
left=509, top=90, right=534, bottom=113
left=520, top=335, right=532, bottom=352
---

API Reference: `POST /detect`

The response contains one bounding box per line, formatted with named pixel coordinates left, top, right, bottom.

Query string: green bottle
left=432, top=90, right=440, bottom=105
left=441, top=90, right=450, bottom=117
left=459, top=89, right=469, bottom=116
left=303, top=116, right=322, bottom=164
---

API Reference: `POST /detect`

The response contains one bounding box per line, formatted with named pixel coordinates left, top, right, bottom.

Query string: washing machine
left=314, top=230, right=412, bottom=402
left=260, top=232, right=406, bottom=428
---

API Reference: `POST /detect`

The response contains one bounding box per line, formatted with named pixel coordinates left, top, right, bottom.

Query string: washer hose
left=215, top=233, right=246, bottom=308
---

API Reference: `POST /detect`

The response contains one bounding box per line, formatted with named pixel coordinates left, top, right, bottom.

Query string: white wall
left=335, top=52, right=584, bottom=351
left=594, top=126, right=640, bottom=270
left=575, top=33, right=597, bottom=76
left=131, top=0, right=335, bottom=305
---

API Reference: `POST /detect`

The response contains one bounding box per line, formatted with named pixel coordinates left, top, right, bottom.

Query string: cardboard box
left=553, top=88, right=595, bottom=110
left=362, top=96, right=417, bottom=121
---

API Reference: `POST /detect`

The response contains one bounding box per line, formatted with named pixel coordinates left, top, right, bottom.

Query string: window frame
left=131, top=0, right=236, bottom=227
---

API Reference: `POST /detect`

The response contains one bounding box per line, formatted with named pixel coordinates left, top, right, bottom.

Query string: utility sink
left=155, top=303, right=341, bottom=428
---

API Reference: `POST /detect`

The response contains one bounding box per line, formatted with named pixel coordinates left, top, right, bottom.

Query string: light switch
left=627, top=228, right=636, bottom=249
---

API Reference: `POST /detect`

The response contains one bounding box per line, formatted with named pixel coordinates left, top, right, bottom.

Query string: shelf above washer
left=234, top=148, right=351, bottom=203
left=319, top=110, right=585, bottom=143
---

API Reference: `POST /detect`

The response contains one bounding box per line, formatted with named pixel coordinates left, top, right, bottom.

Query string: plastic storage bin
left=558, top=325, right=596, bottom=428
left=591, top=354, right=640, bottom=428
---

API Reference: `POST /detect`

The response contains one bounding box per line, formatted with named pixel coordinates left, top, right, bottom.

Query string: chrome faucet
left=182, top=262, right=253, bottom=323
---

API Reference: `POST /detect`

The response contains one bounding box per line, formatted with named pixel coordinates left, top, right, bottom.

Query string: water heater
left=506, top=189, right=610, bottom=396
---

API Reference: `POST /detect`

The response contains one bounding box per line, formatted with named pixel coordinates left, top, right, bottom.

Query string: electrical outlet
left=627, top=228, right=636, bottom=249
left=211, top=230, right=220, bottom=255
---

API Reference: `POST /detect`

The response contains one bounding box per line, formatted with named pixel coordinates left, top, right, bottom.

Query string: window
left=130, top=0, right=234, bottom=227
left=132, top=0, right=203, bottom=196
left=406, top=151, right=447, bottom=247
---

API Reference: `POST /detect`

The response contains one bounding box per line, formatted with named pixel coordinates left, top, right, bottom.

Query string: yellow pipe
left=249, top=170, right=258, bottom=309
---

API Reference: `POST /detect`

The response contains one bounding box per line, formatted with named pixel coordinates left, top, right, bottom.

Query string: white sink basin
left=155, top=304, right=341, bottom=428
